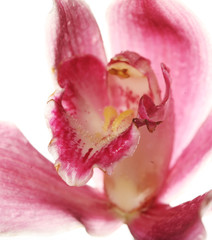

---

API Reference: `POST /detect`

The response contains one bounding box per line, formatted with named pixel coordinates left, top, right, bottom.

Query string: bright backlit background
left=0, top=0, right=211, bottom=239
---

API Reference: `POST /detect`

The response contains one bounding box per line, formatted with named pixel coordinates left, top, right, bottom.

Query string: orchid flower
left=1, top=0, right=212, bottom=239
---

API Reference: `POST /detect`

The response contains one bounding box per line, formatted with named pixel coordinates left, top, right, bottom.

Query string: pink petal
left=158, top=111, right=212, bottom=203
left=47, top=96, right=140, bottom=186
left=108, top=0, right=212, bottom=164
left=128, top=191, right=212, bottom=240
left=48, top=0, right=106, bottom=68
left=0, top=123, right=120, bottom=235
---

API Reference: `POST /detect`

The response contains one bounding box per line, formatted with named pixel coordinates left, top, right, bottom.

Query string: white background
left=0, top=0, right=211, bottom=239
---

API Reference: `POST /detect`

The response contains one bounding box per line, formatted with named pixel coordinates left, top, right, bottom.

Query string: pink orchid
left=1, top=0, right=212, bottom=239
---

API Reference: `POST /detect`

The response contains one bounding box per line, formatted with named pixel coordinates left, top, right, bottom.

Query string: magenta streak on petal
left=91, top=124, right=140, bottom=173
left=158, top=111, right=212, bottom=203
left=128, top=191, right=212, bottom=240
left=0, top=122, right=120, bottom=235
left=48, top=0, right=107, bottom=68
left=108, top=0, right=212, bottom=165
left=133, top=63, right=171, bottom=132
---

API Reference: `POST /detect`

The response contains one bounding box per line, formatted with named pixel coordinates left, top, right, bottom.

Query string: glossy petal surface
left=108, top=0, right=212, bottom=164
left=0, top=123, right=120, bottom=235
left=48, top=0, right=106, bottom=68
left=159, top=111, right=212, bottom=203
left=128, top=191, right=212, bottom=240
